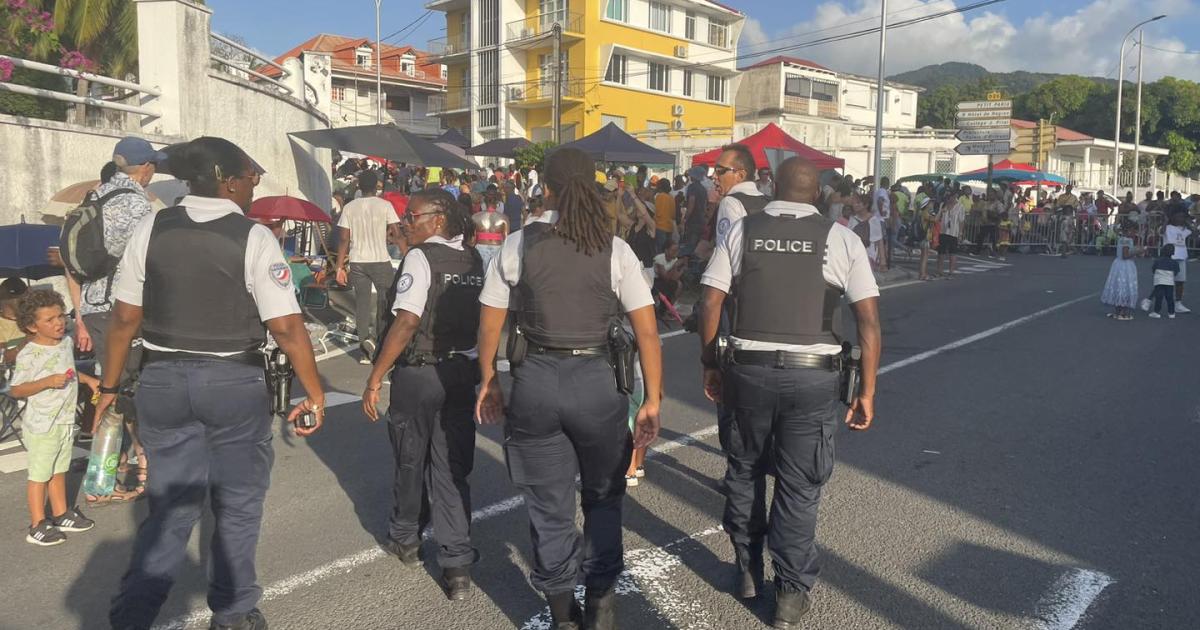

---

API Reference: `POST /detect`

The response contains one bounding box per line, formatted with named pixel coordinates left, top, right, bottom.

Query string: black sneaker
left=443, top=567, right=472, bottom=601
left=26, top=519, right=67, bottom=546
left=773, top=588, right=813, bottom=629
left=208, top=608, right=267, bottom=630
left=52, top=506, right=95, bottom=532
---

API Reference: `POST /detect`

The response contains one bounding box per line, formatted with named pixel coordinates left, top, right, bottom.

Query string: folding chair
left=0, top=362, right=25, bottom=449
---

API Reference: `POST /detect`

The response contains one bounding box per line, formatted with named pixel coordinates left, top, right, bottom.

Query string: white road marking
left=1033, top=568, right=1114, bottom=630
left=153, top=290, right=1093, bottom=628
left=519, top=526, right=725, bottom=630
left=314, top=345, right=352, bottom=362
left=879, top=293, right=1098, bottom=375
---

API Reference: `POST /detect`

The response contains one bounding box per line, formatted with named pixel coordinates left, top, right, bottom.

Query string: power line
left=436, top=0, right=1006, bottom=92
left=380, top=10, right=433, bottom=44
left=1141, top=42, right=1200, bottom=55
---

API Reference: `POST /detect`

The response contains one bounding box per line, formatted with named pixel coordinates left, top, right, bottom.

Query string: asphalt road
left=1, top=253, right=1197, bottom=630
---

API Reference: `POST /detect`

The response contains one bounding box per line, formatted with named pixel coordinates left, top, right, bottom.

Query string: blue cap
left=688, top=166, right=707, bottom=180
left=113, top=136, right=167, bottom=166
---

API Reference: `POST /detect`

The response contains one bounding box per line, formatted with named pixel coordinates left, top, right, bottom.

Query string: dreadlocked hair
left=410, top=188, right=474, bottom=242
left=545, top=147, right=610, bottom=256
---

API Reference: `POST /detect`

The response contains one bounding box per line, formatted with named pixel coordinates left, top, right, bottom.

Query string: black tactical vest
left=142, top=206, right=265, bottom=353
left=732, top=212, right=842, bottom=346
left=407, top=242, right=483, bottom=354
left=516, top=227, right=620, bottom=348
left=730, top=191, right=770, bottom=215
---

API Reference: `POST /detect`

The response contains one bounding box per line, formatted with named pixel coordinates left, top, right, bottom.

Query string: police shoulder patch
left=718, top=217, right=731, bottom=235
left=396, top=273, right=414, bottom=294
left=268, top=262, right=292, bottom=289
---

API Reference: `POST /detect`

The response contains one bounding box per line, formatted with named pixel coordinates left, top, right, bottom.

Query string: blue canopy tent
left=552, top=123, right=674, bottom=165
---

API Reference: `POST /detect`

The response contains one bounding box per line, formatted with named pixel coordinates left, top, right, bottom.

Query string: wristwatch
left=98, top=383, right=120, bottom=395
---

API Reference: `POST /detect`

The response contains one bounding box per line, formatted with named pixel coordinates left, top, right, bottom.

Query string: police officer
left=97, top=137, right=326, bottom=630
left=698, top=156, right=881, bottom=628
left=714, top=143, right=769, bottom=243
left=474, top=148, right=663, bottom=630
left=361, top=189, right=483, bottom=600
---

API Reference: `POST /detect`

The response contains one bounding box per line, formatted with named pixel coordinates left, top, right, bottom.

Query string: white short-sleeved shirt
left=480, top=211, right=654, bottom=313
left=848, top=215, right=884, bottom=262
left=701, top=200, right=880, bottom=355
left=113, top=195, right=302, bottom=355
left=873, top=187, right=891, bottom=220
left=11, top=337, right=78, bottom=434
left=391, top=234, right=478, bottom=358
left=338, top=196, right=400, bottom=264
left=653, top=253, right=681, bottom=276
left=715, top=182, right=764, bottom=241
left=1166, top=225, right=1191, bottom=261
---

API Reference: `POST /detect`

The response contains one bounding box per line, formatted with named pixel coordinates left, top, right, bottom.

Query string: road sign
left=957, top=99, right=1012, bottom=111
left=955, top=141, right=1013, bottom=156
left=956, top=109, right=1013, bottom=119
left=956, top=118, right=1012, bottom=130
left=956, top=128, right=1018, bottom=143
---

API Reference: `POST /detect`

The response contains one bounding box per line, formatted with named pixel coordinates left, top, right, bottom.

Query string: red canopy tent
left=691, top=123, right=844, bottom=171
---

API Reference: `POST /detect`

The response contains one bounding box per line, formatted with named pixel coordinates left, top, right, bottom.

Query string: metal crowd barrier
left=955, top=211, right=1181, bottom=256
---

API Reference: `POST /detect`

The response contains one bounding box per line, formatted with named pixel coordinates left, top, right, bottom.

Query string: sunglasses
left=713, top=165, right=741, bottom=176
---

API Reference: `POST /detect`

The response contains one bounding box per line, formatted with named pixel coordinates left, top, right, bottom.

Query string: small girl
left=1149, top=244, right=1180, bottom=319
left=1101, top=222, right=1139, bottom=320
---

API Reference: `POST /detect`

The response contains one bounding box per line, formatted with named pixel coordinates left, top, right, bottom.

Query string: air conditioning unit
left=508, top=86, right=524, bottom=101
left=671, top=104, right=685, bottom=117
left=672, top=119, right=685, bottom=131
left=673, top=45, right=688, bottom=58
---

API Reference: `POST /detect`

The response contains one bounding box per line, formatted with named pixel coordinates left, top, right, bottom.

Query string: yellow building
left=426, top=0, right=745, bottom=158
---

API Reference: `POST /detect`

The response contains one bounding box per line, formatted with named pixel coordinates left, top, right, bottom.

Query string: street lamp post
left=1133, top=29, right=1145, bottom=200
left=375, top=0, right=383, bottom=124
left=1111, top=14, right=1164, bottom=201
left=871, top=0, right=888, bottom=194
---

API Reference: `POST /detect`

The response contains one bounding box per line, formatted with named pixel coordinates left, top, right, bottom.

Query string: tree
left=1014, top=76, right=1095, bottom=124
left=1160, top=131, right=1198, bottom=176
left=513, top=141, right=557, bottom=172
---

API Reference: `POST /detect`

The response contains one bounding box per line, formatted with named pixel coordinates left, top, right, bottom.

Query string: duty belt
left=730, top=349, right=839, bottom=371
left=530, top=344, right=608, bottom=357
left=399, top=352, right=469, bottom=366
left=143, top=348, right=263, bottom=368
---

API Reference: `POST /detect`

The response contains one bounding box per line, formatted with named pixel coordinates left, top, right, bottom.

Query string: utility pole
left=552, top=22, right=562, bottom=144
left=1133, top=30, right=1145, bottom=199
left=871, top=0, right=888, bottom=192
left=1112, top=15, right=1166, bottom=199
left=375, top=0, right=383, bottom=124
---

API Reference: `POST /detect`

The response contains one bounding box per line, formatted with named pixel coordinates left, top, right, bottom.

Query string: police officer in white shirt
left=698, top=156, right=882, bottom=628
left=474, top=148, right=663, bottom=630
left=361, top=189, right=484, bottom=600
left=98, top=138, right=325, bottom=630
left=714, top=144, right=769, bottom=243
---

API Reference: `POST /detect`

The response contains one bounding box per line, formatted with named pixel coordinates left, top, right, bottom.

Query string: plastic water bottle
left=82, top=407, right=123, bottom=496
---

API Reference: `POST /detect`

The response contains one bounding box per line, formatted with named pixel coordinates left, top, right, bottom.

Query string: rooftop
left=1011, top=118, right=1092, bottom=142
left=740, top=55, right=830, bottom=72
left=264, top=33, right=446, bottom=86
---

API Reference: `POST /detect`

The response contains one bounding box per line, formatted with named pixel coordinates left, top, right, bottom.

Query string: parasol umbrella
left=39, top=179, right=168, bottom=223
left=436, top=128, right=471, bottom=148
left=380, top=192, right=409, bottom=219
left=289, top=124, right=476, bottom=170
left=0, top=220, right=63, bottom=280
left=248, top=196, right=331, bottom=223
left=553, top=123, right=674, bottom=165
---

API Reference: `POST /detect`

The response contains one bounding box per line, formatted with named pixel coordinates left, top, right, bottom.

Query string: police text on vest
left=749, top=239, right=816, bottom=254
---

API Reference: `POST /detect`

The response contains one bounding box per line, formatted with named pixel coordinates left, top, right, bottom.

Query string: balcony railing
left=428, top=33, right=470, bottom=58
left=428, top=90, right=471, bottom=114
left=505, top=11, right=582, bottom=43
left=506, top=77, right=583, bottom=104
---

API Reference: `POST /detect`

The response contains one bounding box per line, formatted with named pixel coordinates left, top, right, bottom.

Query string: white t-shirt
left=1166, top=225, right=1191, bottom=261
left=653, top=253, right=680, bottom=276
left=941, top=201, right=965, bottom=238
left=526, top=169, right=539, bottom=189
left=338, top=196, right=399, bottom=264
left=11, top=337, right=77, bottom=434
left=848, top=215, right=884, bottom=262
left=873, top=187, right=891, bottom=220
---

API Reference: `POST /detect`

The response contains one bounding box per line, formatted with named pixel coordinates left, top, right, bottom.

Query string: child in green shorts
left=9, top=289, right=99, bottom=546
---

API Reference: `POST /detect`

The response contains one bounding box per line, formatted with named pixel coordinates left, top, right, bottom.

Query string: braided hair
left=545, top=147, right=610, bottom=256
left=410, top=188, right=474, bottom=242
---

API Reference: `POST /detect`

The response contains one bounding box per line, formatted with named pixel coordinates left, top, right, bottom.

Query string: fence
left=0, top=55, right=161, bottom=120
left=949, top=211, right=1181, bottom=257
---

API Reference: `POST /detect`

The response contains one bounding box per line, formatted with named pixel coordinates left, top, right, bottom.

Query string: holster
left=507, top=323, right=528, bottom=367
left=839, top=343, right=862, bottom=406
left=608, top=322, right=637, bottom=395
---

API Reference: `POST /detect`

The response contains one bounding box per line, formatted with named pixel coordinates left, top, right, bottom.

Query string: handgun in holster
left=265, top=347, right=294, bottom=416
left=839, top=342, right=862, bottom=406
left=506, top=322, right=528, bottom=367
left=607, top=322, right=637, bottom=395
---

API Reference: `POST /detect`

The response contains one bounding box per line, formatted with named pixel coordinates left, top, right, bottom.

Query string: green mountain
left=888, top=62, right=1114, bottom=94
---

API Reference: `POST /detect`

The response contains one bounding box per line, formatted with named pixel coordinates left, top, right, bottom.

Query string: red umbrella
left=381, top=191, right=409, bottom=218
left=248, top=196, right=331, bottom=223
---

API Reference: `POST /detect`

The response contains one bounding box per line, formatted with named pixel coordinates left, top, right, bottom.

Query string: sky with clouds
left=211, top=0, right=1200, bottom=82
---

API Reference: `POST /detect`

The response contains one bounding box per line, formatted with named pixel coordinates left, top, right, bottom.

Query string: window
left=540, top=0, right=565, bottom=28
left=685, top=11, right=696, bottom=40
left=601, top=114, right=627, bottom=130
left=605, top=0, right=628, bottom=22
left=878, top=155, right=896, bottom=181
left=811, top=81, right=837, bottom=102
left=441, top=65, right=448, bottom=80
left=706, top=75, right=725, bottom=102
left=869, top=88, right=890, bottom=112
left=649, top=1, right=671, bottom=33
left=901, top=92, right=914, bottom=115
left=646, top=120, right=668, bottom=132
left=785, top=75, right=838, bottom=102
left=356, top=46, right=372, bottom=68
left=934, top=157, right=955, bottom=174
left=708, top=20, right=727, bottom=48
left=400, top=54, right=415, bottom=76
left=605, top=54, right=627, bottom=84
left=648, top=61, right=670, bottom=92
left=538, top=52, right=565, bottom=86
left=387, top=94, right=411, bottom=111
left=332, top=86, right=346, bottom=101
left=683, top=69, right=693, bottom=97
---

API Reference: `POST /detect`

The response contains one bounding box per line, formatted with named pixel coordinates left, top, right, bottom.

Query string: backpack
left=59, top=189, right=135, bottom=283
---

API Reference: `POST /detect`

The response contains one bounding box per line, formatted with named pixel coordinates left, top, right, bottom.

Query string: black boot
left=733, top=543, right=764, bottom=599
left=547, top=590, right=582, bottom=630
left=773, top=588, right=813, bottom=629
left=442, top=567, right=472, bottom=601
left=583, top=586, right=616, bottom=630
left=384, top=540, right=421, bottom=569
left=208, top=609, right=267, bottom=630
